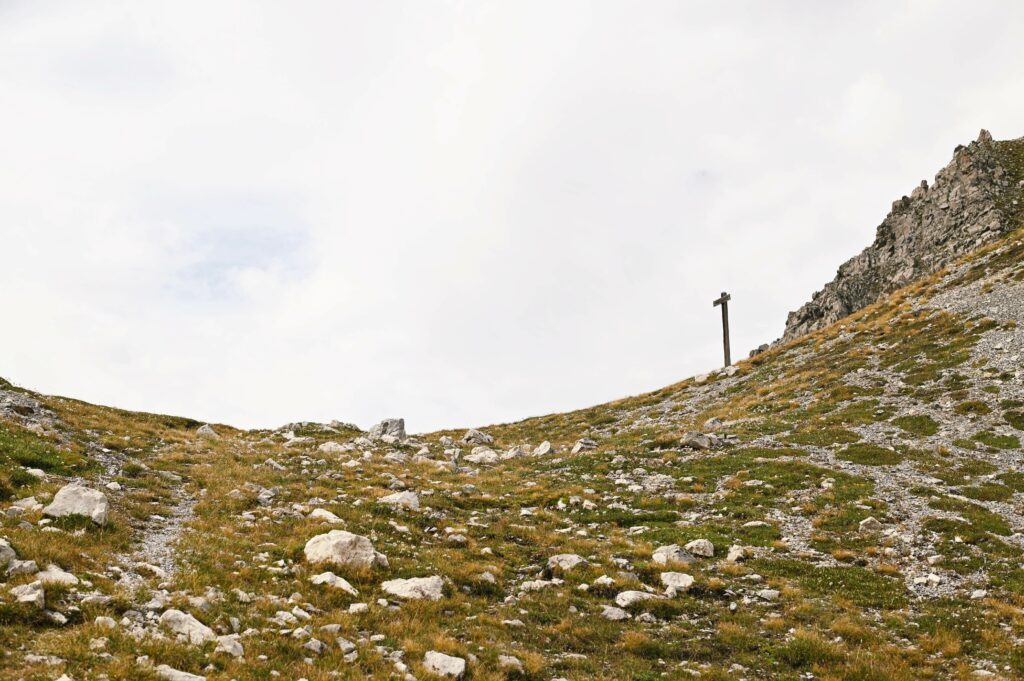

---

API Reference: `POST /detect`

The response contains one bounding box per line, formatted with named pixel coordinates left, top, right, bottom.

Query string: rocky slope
left=1, top=148, right=1024, bottom=680
left=782, top=129, right=1024, bottom=342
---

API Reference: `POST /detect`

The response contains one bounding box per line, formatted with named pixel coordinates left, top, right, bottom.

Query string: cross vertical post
left=713, top=291, right=732, bottom=368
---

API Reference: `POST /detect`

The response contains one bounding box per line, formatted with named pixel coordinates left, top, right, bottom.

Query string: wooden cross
left=712, top=291, right=732, bottom=367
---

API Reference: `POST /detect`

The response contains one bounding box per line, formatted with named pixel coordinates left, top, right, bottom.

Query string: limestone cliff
left=781, top=129, right=1024, bottom=342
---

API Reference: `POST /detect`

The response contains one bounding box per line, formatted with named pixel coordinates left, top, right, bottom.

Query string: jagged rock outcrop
left=782, top=129, right=1024, bottom=342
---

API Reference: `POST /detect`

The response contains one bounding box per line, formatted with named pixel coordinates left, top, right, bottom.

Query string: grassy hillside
left=1, top=226, right=1023, bottom=680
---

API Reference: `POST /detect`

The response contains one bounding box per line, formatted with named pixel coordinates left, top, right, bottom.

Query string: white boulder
left=10, top=581, right=45, bottom=609
left=652, top=544, right=694, bottom=566
left=308, top=508, right=343, bottom=524
left=37, top=564, right=79, bottom=586
left=464, top=447, right=498, bottom=464
left=159, top=609, right=216, bottom=645
left=532, top=441, right=552, bottom=456
left=615, top=590, right=658, bottom=608
left=214, top=634, right=244, bottom=658
left=601, top=605, right=631, bottom=621
left=310, top=571, right=359, bottom=596
left=660, top=572, right=694, bottom=595
left=304, top=530, right=388, bottom=569
left=156, top=665, right=206, bottom=681
left=684, top=539, right=714, bottom=558
left=42, top=483, right=109, bottom=526
left=424, top=650, right=466, bottom=678
left=547, top=554, right=587, bottom=572
left=196, top=424, right=218, bottom=439
left=381, top=575, right=444, bottom=601
left=379, top=491, right=419, bottom=510
left=461, top=428, right=493, bottom=445
left=368, top=418, right=406, bottom=441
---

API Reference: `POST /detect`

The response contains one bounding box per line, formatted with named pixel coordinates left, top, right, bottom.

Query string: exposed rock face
left=782, top=130, right=1024, bottom=341
left=367, top=418, right=406, bottom=441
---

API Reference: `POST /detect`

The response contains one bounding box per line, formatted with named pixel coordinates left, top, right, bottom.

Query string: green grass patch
left=752, top=558, right=907, bottom=609
left=892, top=415, right=939, bottom=437
left=1004, top=410, right=1024, bottom=430
left=973, top=431, right=1021, bottom=450
left=784, top=427, right=860, bottom=447
left=954, top=400, right=992, bottom=416
left=837, top=444, right=903, bottom=466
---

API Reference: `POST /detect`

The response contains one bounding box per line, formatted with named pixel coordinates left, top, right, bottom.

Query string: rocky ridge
left=781, top=129, right=1024, bottom=342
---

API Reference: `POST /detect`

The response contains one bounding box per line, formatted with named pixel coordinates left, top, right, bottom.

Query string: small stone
left=547, top=554, right=587, bottom=572
left=37, top=564, right=79, bottom=586
left=681, top=432, right=712, bottom=450
left=379, top=491, right=420, bottom=510
left=601, top=605, right=631, bottom=621
left=10, top=581, right=45, bottom=609
left=652, top=544, right=694, bottom=566
left=214, top=634, right=244, bottom=657
left=310, top=572, right=359, bottom=595
left=859, top=516, right=883, bottom=533
left=423, top=650, right=466, bottom=678
left=156, top=665, right=206, bottom=681
left=461, top=429, right=493, bottom=445
left=196, top=424, right=219, bottom=439
left=159, top=609, right=216, bottom=645
left=660, top=572, right=694, bottom=595
left=684, top=539, right=714, bottom=558
left=615, top=590, right=657, bottom=608
left=308, top=508, right=343, bottom=524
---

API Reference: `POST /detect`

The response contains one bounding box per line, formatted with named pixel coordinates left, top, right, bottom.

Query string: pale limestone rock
left=310, top=571, right=359, bottom=596
left=379, top=491, right=419, bottom=510
left=214, top=634, right=244, bottom=658
left=37, top=564, right=79, bottom=586
left=547, top=554, right=587, bottom=572
left=423, top=650, right=466, bottom=678
left=308, top=508, right=343, bottom=524
left=10, top=581, right=44, bottom=609
left=381, top=575, right=444, bottom=601
left=156, top=665, right=206, bottom=681
left=303, top=530, right=388, bottom=569
left=159, top=609, right=216, bottom=645
left=615, top=590, right=658, bottom=608
left=652, top=544, right=694, bottom=566
left=660, top=572, right=694, bottom=595
left=43, top=483, right=109, bottom=526
left=684, top=538, right=714, bottom=558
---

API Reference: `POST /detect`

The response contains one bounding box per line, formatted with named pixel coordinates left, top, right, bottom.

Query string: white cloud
left=1, top=0, right=1023, bottom=431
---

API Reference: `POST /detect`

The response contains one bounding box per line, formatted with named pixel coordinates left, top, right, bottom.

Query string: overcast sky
left=2, top=1, right=1023, bottom=433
